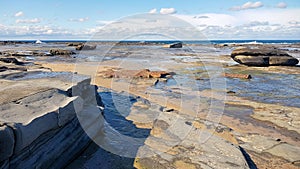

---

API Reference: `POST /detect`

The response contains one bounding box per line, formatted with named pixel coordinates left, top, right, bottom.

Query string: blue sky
left=0, top=0, right=300, bottom=40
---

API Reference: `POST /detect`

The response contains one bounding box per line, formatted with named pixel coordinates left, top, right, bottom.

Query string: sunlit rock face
left=0, top=70, right=104, bottom=169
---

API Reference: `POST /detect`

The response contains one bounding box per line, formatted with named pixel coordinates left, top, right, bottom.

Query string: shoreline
left=1, top=42, right=300, bottom=168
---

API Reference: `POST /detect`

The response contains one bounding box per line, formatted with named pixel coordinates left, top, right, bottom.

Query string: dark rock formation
left=231, top=47, right=299, bottom=66
left=163, top=42, right=183, bottom=48
left=49, top=49, right=75, bottom=56
left=75, top=44, right=97, bottom=50
left=67, top=42, right=83, bottom=46
left=0, top=58, right=24, bottom=65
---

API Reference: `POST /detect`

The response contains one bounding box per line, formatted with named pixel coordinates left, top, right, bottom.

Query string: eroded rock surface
left=231, top=47, right=299, bottom=66
left=0, top=62, right=104, bottom=168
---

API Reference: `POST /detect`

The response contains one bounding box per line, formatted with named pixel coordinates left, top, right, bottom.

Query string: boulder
left=67, top=42, right=83, bottom=46
left=231, top=47, right=299, bottom=66
left=149, top=71, right=170, bottom=78
left=163, top=42, right=183, bottom=48
left=49, top=49, right=75, bottom=55
left=75, top=44, right=97, bottom=50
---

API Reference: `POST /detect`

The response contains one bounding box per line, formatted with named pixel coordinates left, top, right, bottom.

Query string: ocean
left=1, top=39, right=300, bottom=45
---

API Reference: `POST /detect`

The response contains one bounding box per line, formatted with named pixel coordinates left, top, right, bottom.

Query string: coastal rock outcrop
left=49, top=49, right=75, bottom=56
left=75, top=44, right=97, bottom=50
left=163, top=42, right=183, bottom=48
left=0, top=57, right=24, bottom=65
left=99, top=68, right=173, bottom=79
left=0, top=70, right=104, bottom=169
left=231, top=47, right=299, bottom=66
left=66, top=42, right=96, bottom=50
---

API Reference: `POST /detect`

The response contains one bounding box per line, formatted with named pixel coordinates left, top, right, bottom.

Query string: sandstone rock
left=0, top=66, right=8, bottom=72
left=224, top=73, right=252, bottom=79
left=163, top=42, right=183, bottom=48
left=67, top=42, right=83, bottom=46
left=0, top=126, right=14, bottom=162
left=149, top=71, right=170, bottom=78
left=99, top=68, right=172, bottom=79
left=0, top=57, right=24, bottom=65
left=0, top=160, right=9, bottom=169
left=231, top=47, right=299, bottom=66
left=9, top=117, right=94, bottom=169
left=49, top=49, right=75, bottom=55
left=266, top=143, right=300, bottom=162
left=76, top=44, right=97, bottom=50
left=0, top=70, right=104, bottom=168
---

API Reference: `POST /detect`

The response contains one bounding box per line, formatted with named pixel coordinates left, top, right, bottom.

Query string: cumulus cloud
left=276, top=2, right=287, bottom=8
left=3, top=8, right=300, bottom=40
left=288, top=20, right=300, bottom=25
left=149, top=8, right=157, bottom=14
left=193, top=16, right=209, bottom=19
left=69, top=17, right=89, bottom=22
left=243, top=21, right=269, bottom=27
left=160, top=8, right=176, bottom=15
left=14, top=11, right=24, bottom=17
left=0, top=24, right=73, bottom=39
left=16, top=18, right=41, bottom=24
left=230, top=1, right=263, bottom=11
left=97, top=20, right=115, bottom=26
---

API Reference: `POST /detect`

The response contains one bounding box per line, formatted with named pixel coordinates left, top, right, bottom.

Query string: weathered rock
left=0, top=70, right=104, bottom=168
left=9, top=116, right=94, bottom=169
left=0, top=66, right=8, bottom=72
left=231, top=47, right=299, bottom=66
left=67, top=42, right=83, bottom=46
left=0, top=160, right=9, bottom=169
left=49, top=49, right=75, bottom=55
left=99, top=68, right=172, bottom=79
left=149, top=71, right=170, bottom=78
left=0, top=126, right=15, bottom=162
left=0, top=57, right=24, bottom=65
left=224, top=73, right=252, bottom=79
left=163, top=42, right=183, bottom=48
left=76, top=44, right=97, bottom=50
left=266, top=143, right=300, bottom=162
left=0, top=50, right=52, bottom=57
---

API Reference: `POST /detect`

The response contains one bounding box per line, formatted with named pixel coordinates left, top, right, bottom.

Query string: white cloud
left=16, top=18, right=41, bottom=24
left=0, top=24, right=73, bottom=39
left=2, top=8, right=300, bottom=40
left=149, top=8, right=157, bottom=14
left=276, top=2, right=287, bottom=8
left=69, top=17, right=89, bottom=22
left=14, top=11, right=24, bottom=17
left=174, top=9, right=300, bottom=39
left=45, top=29, right=53, bottom=34
left=175, top=13, right=238, bottom=27
left=160, top=8, right=177, bottom=15
left=243, top=21, right=269, bottom=27
left=193, top=16, right=209, bottom=19
left=97, top=20, right=115, bottom=26
left=230, top=1, right=263, bottom=11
